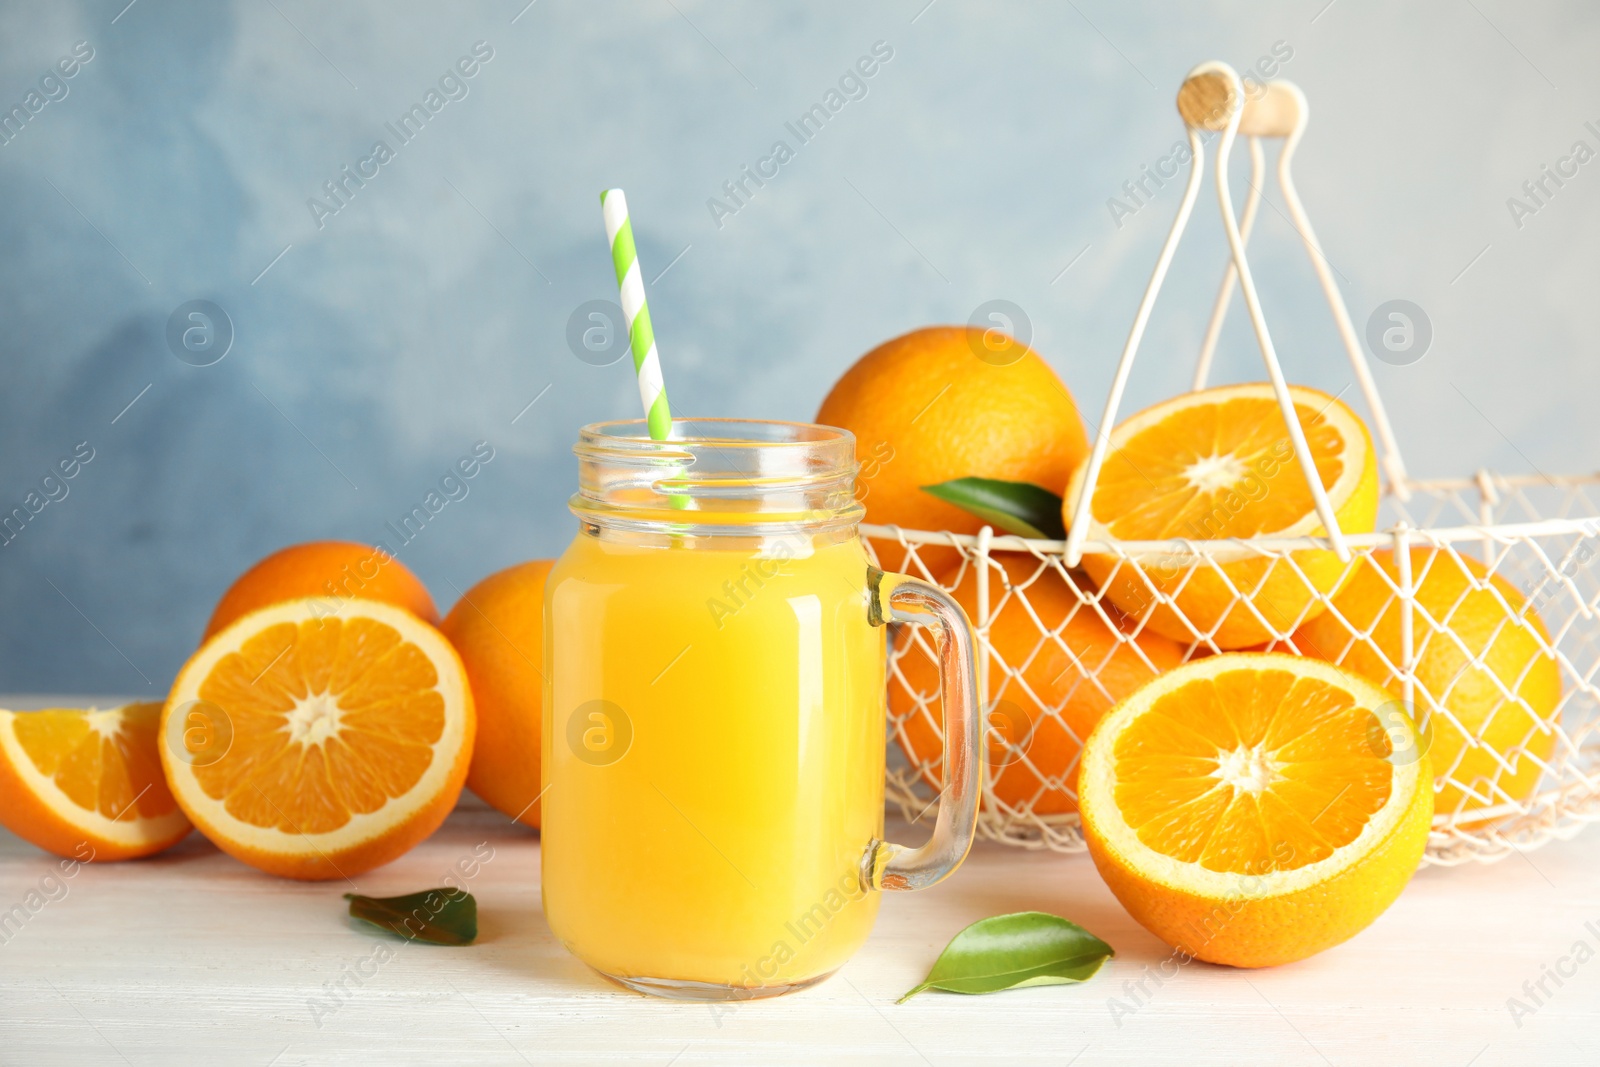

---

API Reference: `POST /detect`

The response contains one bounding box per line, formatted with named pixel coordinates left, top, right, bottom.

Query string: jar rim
left=571, top=417, right=863, bottom=535
left=578, top=417, right=854, bottom=449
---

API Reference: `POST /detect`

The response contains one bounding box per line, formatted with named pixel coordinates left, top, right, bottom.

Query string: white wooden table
left=2, top=703, right=1597, bottom=1066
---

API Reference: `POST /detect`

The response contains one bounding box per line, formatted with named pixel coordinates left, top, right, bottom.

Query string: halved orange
left=0, top=702, right=192, bottom=861
left=1079, top=653, right=1432, bottom=967
left=161, top=598, right=475, bottom=880
left=1063, top=383, right=1378, bottom=649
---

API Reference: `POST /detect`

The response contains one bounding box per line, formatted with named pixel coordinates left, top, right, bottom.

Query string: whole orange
left=889, top=553, right=1185, bottom=815
left=204, top=541, right=438, bottom=640
left=816, top=327, right=1089, bottom=547
left=1289, top=547, right=1562, bottom=823
left=439, top=560, right=553, bottom=828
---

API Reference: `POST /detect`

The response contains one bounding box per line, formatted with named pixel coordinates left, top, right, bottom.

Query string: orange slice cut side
left=161, top=598, right=474, bottom=880
left=0, top=702, right=191, bottom=861
left=1079, top=653, right=1432, bottom=967
left=1064, top=383, right=1379, bottom=648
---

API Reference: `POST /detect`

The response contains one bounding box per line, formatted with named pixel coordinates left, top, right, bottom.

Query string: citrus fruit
left=816, top=326, right=1089, bottom=552
left=204, top=541, right=438, bottom=640
left=439, top=559, right=552, bottom=828
left=1063, top=382, right=1378, bottom=649
left=161, top=598, right=474, bottom=880
left=0, top=702, right=191, bottom=861
left=1079, top=652, right=1432, bottom=968
left=890, top=553, right=1186, bottom=815
left=1288, top=547, right=1561, bottom=824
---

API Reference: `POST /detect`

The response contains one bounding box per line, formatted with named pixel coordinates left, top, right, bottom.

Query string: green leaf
left=898, top=911, right=1113, bottom=1003
left=344, top=888, right=478, bottom=946
left=920, top=478, right=1066, bottom=540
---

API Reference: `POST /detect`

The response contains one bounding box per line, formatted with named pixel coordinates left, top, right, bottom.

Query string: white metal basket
left=872, top=63, right=1600, bottom=867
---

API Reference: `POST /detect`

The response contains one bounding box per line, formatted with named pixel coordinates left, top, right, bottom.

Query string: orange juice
left=542, top=530, right=885, bottom=992
left=542, top=417, right=984, bottom=1001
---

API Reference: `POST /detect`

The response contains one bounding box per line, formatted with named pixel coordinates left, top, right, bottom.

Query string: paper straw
left=600, top=189, right=673, bottom=442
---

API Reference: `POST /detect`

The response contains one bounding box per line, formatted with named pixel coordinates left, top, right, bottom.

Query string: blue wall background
left=2, top=0, right=1598, bottom=693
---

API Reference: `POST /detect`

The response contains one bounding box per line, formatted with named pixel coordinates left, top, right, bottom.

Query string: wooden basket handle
left=1177, top=69, right=1302, bottom=137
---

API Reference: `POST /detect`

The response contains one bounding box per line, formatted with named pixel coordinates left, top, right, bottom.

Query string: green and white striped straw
left=601, top=189, right=673, bottom=442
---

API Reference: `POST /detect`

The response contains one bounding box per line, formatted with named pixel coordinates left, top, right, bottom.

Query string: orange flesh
left=1112, top=669, right=1393, bottom=874
left=12, top=704, right=178, bottom=820
left=193, top=617, right=444, bottom=835
left=1094, top=398, right=1346, bottom=539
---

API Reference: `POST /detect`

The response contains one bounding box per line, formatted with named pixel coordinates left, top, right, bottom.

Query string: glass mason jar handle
left=864, top=567, right=982, bottom=892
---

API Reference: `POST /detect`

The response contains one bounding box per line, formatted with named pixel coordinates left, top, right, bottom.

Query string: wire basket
left=872, top=63, right=1600, bottom=867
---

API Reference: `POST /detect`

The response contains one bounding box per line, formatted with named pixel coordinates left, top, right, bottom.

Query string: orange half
left=0, top=702, right=191, bottom=861
left=1064, top=383, right=1379, bottom=648
left=161, top=598, right=474, bottom=880
left=1079, top=653, right=1431, bottom=967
